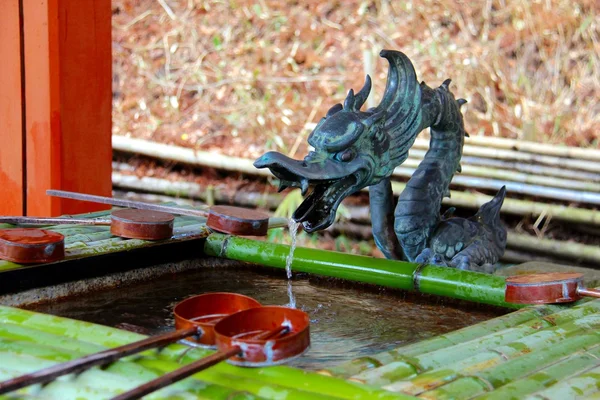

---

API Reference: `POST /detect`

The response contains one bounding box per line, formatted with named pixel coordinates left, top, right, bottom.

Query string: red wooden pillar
left=0, top=0, right=25, bottom=215
left=0, top=0, right=112, bottom=217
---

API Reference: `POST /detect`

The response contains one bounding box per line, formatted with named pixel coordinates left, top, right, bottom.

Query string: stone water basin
left=27, top=264, right=504, bottom=370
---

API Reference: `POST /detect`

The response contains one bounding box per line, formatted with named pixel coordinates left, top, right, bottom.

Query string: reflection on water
left=29, top=267, right=505, bottom=369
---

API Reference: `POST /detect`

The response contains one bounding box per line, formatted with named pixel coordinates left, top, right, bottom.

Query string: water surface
left=30, top=266, right=505, bottom=369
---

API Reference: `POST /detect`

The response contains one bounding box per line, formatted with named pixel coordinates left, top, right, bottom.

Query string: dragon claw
left=415, top=248, right=448, bottom=267
left=453, top=256, right=471, bottom=271
left=450, top=256, right=497, bottom=274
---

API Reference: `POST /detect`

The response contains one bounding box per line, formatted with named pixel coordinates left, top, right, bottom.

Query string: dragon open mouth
left=254, top=151, right=367, bottom=233
left=292, top=175, right=358, bottom=232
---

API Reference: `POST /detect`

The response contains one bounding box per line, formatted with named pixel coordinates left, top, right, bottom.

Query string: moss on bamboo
left=418, top=334, right=600, bottom=399
left=477, top=344, right=600, bottom=399
left=525, top=364, right=600, bottom=399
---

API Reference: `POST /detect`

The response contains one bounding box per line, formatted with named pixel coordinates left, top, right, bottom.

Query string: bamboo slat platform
left=0, top=305, right=407, bottom=400
left=1, top=206, right=599, bottom=398
left=324, top=299, right=600, bottom=399
left=0, top=205, right=214, bottom=302
left=0, top=205, right=210, bottom=273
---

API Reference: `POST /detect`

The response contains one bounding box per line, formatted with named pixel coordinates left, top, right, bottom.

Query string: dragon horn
left=352, top=75, right=372, bottom=111
left=376, top=50, right=421, bottom=137
left=457, top=98, right=467, bottom=108
left=442, top=79, right=452, bottom=89
left=343, top=89, right=356, bottom=110
left=326, top=103, right=343, bottom=117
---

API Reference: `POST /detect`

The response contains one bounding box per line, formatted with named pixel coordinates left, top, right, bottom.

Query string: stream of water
left=285, top=219, right=299, bottom=308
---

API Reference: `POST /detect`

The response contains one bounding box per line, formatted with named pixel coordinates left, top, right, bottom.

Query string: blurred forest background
left=111, top=0, right=600, bottom=259
left=112, top=0, right=599, bottom=156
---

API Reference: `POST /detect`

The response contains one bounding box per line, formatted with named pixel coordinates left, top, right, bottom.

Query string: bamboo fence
left=112, top=171, right=600, bottom=266
left=113, top=135, right=600, bottom=204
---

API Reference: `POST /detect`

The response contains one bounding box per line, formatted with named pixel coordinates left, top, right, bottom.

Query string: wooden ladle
left=0, top=209, right=175, bottom=241
left=46, top=189, right=287, bottom=236
left=0, top=292, right=261, bottom=395
left=505, top=272, right=600, bottom=304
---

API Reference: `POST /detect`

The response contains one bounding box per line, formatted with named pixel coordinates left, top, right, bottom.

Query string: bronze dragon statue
left=254, top=50, right=507, bottom=273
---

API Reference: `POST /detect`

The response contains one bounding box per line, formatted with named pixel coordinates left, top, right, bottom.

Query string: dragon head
left=254, top=50, right=424, bottom=232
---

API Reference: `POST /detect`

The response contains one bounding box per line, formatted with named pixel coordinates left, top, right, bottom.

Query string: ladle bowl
left=0, top=228, right=65, bottom=264
left=110, top=209, right=175, bottom=240
left=215, top=306, right=310, bottom=366
left=505, top=272, right=600, bottom=304
left=173, top=292, right=262, bottom=347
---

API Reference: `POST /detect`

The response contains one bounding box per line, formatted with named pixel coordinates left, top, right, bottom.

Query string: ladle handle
left=47, top=190, right=290, bottom=231
left=0, top=326, right=199, bottom=395
left=577, top=287, right=600, bottom=298
left=0, top=216, right=111, bottom=226
left=47, top=189, right=209, bottom=218
left=253, top=326, right=290, bottom=340
left=111, top=347, right=241, bottom=400
left=111, top=326, right=291, bottom=400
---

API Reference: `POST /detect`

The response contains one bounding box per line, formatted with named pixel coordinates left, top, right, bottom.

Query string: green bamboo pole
left=478, top=344, right=600, bottom=400
left=581, top=391, right=600, bottom=399
left=138, top=358, right=404, bottom=400
left=0, top=261, right=25, bottom=273
left=525, top=364, right=600, bottom=399
left=138, top=359, right=339, bottom=400
left=15, top=380, right=116, bottom=400
left=0, top=337, right=85, bottom=363
left=381, top=314, right=600, bottom=394
left=0, top=307, right=197, bottom=358
left=325, top=305, right=565, bottom=378
left=0, top=323, right=106, bottom=354
left=204, top=234, right=516, bottom=308
left=173, top=350, right=407, bottom=400
left=0, top=337, right=255, bottom=400
left=415, top=333, right=600, bottom=399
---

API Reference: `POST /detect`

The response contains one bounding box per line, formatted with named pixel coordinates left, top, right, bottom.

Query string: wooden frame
left=1, top=0, right=112, bottom=216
